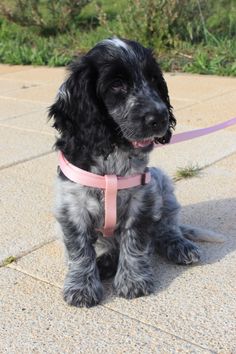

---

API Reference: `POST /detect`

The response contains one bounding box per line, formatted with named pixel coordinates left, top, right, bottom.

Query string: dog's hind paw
left=167, top=239, right=201, bottom=265
left=63, top=279, right=103, bottom=308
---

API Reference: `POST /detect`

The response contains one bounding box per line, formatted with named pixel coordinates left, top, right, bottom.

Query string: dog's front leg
left=113, top=228, right=154, bottom=299
left=59, top=217, right=103, bottom=308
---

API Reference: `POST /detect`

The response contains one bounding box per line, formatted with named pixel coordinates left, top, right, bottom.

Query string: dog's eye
left=111, top=80, right=127, bottom=93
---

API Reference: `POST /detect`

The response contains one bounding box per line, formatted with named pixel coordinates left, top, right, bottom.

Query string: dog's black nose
left=145, top=106, right=168, bottom=129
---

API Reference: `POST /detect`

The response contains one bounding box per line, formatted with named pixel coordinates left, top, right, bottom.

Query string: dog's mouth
left=129, top=127, right=169, bottom=149
left=131, top=139, right=154, bottom=148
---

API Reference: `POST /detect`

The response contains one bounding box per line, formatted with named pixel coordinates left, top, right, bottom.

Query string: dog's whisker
left=116, top=122, right=137, bottom=140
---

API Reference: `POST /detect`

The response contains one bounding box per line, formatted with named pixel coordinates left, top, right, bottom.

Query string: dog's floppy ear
left=152, top=63, right=176, bottom=144
left=49, top=57, right=99, bottom=136
left=48, top=56, right=114, bottom=156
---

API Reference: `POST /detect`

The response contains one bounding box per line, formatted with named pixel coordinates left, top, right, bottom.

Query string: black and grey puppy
left=49, top=38, right=223, bottom=308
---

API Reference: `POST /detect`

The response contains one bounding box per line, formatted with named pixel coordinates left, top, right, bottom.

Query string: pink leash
left=155, top=117, right=236, bottom=147
left=58, top=117, right=236, bottom=237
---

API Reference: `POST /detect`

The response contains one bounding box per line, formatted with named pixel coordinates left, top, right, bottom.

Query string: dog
left=49, top=38, right=224, bottom=307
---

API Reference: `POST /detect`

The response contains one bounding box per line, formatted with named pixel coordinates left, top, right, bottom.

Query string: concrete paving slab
left=8, top=156, right=236, bottom=352
left=9, top=240, right=66, bottom=288
left=1, top=66, right=65, bottom=84
left=0, top=126, right=53, bottom=169
left=170, top=98, right=198, bottom=111
left=0, top=78, right=42, bottom=95
left=211, top=151, right=236, bottom=175
left=0, top=157, right=55, bottom=264
left=0, top=110, right=54, bottom=136
left=0, top=268, right=207, bottom=354
left=176, top=155, right=236, bottom=236
left=0, top=97, right=46, bottom=120
left=0, top=83, right=58, bottom=105
left=165, top=73, right=236, bottom=101
left=175, top=90, right=236, bottom=131
left=1, top=151, right=57, bottom=186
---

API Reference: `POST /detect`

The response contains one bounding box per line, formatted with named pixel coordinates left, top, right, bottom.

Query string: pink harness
left=58, top=117, right=236, bottom=237
left=59, top=151, right=151, bottom=236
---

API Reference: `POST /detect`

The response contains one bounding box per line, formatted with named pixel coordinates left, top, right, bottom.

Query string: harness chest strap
left=58, top=151, right=151, bottom=236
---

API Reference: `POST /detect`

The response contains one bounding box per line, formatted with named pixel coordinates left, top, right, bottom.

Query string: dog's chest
left=56, top=177, right=148, bottom=229
left=90, top=148, right=148, bottom=176
left=55, top=149, right=160, bottom=232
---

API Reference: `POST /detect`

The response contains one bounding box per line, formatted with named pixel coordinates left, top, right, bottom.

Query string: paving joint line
left=175, top=88, right=236, bottom=112
left=0, top=238, right=57, bottom=268
left=102, top=305, right=216, bottom=353
left=170, top=150, right=236, bottom=183
left=0, top=239, right=56, bottom=268
left=196, top=87, right=236, bottom=102
left=0, top=94, right=50, bottom=105
left=3, top=266, right=216, bottom=353
left=183, top=150, right=236, bottom=177
left=0, top=150, right=54, bottom=171
left=0, top=76, right=61, bottom=85
left=1, top=108, right=48, bottom=122
left=0, top=123, right=54, bottom=136
left=0, top=84, right=41, bottom=96
left=204, top=150, right=236, bottom=167
left=7, top=266, right=61, bottom=289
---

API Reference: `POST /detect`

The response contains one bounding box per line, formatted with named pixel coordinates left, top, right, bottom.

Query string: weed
left=0, top=0, right=91, bottom=35
left=174, top=164, right=202, bottom=182
left=2, top=256, right=17, bottom=266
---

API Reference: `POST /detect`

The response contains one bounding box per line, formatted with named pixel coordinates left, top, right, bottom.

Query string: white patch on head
left=101, top=37, right=138, bottom=61
left=104, top=37, right=129, bottom=51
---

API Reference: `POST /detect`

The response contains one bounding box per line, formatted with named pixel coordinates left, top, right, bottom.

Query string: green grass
left=0, top=0, right=235, bottom=75
left=183, top=39, right=236, bottom=76
left=174, top=164, right=202, bottom=182
left=2, top=256, right=16, bottom=266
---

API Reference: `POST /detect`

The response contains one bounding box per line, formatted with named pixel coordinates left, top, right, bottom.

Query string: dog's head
left=49, top=38, right=176, bottom=156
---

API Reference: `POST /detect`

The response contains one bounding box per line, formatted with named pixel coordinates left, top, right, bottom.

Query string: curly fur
left=49, top=38, right=224, bottom=308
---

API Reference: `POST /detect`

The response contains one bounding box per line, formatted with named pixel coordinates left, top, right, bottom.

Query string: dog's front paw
left=167, top=239, right=201, bottom=265
left=63, top=276, right=103, bottom=308
left=113, top=274, right=154, bottom=299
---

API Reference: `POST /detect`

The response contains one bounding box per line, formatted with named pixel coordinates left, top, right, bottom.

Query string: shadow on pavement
left=103, top=197, right=236, bottom=300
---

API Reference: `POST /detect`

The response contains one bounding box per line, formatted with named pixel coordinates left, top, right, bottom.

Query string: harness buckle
left=141, top=170, right=149, bottom=185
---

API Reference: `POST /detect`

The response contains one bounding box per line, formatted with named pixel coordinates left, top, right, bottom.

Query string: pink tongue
left=132, top=140, right=153, bottom=148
